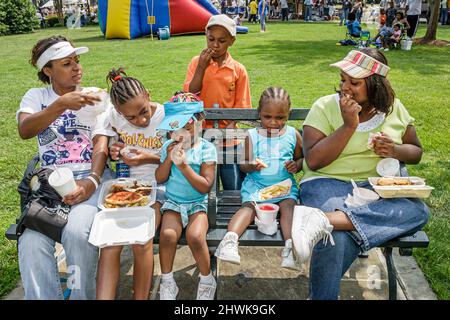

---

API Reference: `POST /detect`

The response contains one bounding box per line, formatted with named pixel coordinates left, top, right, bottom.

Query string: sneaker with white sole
left=281, top=241, right=302, bottom=271
left=196, top=277, right=217, bottom=300
left=214, top=232, right=241, bottom=264
left=159, top=280, right=179, bottom=300
left=291, top=206, right=335, bottom=264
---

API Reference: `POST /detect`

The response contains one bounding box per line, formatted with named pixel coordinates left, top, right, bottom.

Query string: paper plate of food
left=257, top=179, right=292, bottom=201
left=98, top=178, right=156, bottom=210
left=368, top=176, right=434, bottom=199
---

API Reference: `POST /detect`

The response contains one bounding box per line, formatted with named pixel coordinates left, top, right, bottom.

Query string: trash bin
left=401, top=39, right=412, bottom=51
left=157, top=26, right=170, bottom=40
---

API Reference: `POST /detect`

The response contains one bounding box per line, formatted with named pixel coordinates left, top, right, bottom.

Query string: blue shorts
left=161, top=199, right=208, bottom=228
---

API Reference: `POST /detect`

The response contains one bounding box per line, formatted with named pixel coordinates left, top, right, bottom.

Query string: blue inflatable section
left=98, top=0, right=248, bottom=39
left=139, top=0, right=170, bottom=36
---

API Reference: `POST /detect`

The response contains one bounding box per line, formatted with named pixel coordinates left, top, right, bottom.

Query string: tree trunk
left=422, top=0, right=439, bottom=41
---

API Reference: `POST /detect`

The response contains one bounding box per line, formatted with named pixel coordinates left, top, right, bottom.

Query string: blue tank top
left=248, top=125, right=296, bottom=185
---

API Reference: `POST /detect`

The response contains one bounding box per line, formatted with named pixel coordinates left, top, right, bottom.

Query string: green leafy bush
left=0, top=0, right=39, bottom=36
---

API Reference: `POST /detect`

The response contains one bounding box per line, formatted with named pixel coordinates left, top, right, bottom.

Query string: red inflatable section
left=169, top=0, right=211, bottom=35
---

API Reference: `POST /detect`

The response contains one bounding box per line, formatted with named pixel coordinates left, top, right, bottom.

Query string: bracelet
left=90, top=171, right=102, bottom=183
left=86, top=175, right=99, bottom=190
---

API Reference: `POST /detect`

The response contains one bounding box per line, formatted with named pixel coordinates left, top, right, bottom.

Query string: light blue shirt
left=160, top=138, right=217, bottom=204
left=240, top=126, right=299, bottom=203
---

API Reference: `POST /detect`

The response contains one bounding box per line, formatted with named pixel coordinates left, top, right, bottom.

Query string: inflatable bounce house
left=98, top=0, right=248, bottom=39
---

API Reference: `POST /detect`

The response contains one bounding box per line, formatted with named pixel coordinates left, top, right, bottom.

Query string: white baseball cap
left=36, top=41, right=89, bottom=70
left=206, top=14, right=236, bottom=37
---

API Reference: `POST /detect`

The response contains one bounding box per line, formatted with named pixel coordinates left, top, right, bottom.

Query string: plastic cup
left=352, top=187, right=380, bottom=206
left=48, top=167, right=77, bottom=197
left=255, top=203, right=279, bottom=224
left=376, top=158, right=400, bottom=177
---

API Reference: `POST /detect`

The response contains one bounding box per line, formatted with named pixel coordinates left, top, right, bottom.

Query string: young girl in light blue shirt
left=155, top=93, right=218, bottom=300
left=215, top=87, right=303, bottom=270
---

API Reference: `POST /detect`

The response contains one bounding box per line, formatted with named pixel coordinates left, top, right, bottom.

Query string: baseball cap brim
left=158, top=114, right=195, bottom=131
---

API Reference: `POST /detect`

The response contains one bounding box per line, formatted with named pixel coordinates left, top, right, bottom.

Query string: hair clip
left=113, top=75, right=122, bottom=82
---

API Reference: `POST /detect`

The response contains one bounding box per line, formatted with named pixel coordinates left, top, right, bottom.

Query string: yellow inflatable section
left=106, top=0, right=131, bottom=39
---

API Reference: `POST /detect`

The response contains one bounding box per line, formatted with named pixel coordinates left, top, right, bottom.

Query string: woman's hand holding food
left=56, top=91, right=101, bottom=111
left=339, top=94, right=361, bottom=130
left=373, top=132, right=397, bottom=158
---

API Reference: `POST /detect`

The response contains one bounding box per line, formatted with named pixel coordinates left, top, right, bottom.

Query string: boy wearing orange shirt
left=184, top=14, right=252, bottom=190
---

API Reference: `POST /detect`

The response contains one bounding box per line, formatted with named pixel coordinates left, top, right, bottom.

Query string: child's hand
left=339, top=94, right=361, bottom=130
left=109, top=142, right=125, bottom=161
left=373, top=132, right=397, bottom=158
left=121, top=149, right=151, bottom=166
left=198, top=48, right=214, bottom=69
left=251, top=159, right=267, bottom=172
left=284, top=160, right=301, bottom=174
left=172, top=148, right=187, bottom=168
left=166, top=141, right=181, bottom=162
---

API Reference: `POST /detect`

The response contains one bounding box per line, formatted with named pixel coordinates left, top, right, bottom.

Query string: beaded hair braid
left=106, top=67, right=147, bottom=107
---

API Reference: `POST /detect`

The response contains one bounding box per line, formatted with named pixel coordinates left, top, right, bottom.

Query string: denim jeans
left=440, top=8, right=448, bottom=25
left=300, top=178, right=429, bottom=300
left=340, top=8, right=349, bottom=24
left=260, top=15, right=266, bottom=31
left=219, top=144, right=246, bottom=190
left=304, top=5, right=313, bottom=21
left=18, top=170, right=113, bottom=300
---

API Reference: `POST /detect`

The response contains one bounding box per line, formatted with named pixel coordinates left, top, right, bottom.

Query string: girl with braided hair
left=93, top=67, right=166, bottom=300
left=214, top=87, right=304, bottom=270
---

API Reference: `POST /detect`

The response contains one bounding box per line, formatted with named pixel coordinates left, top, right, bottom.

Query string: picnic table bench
left=6, top=108, right=429, bottom=300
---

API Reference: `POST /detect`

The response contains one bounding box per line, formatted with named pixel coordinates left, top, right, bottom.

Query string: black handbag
left=16, top=167, right=71, bottom=243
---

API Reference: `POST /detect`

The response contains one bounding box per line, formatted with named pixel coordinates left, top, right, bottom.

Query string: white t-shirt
left=17, top=87, right=104, bottom=179
left=92, top=103, right=166, bottom=182
left=406, top=0, right=422, bottom=15
left=280, top=0, right=289, bottom=8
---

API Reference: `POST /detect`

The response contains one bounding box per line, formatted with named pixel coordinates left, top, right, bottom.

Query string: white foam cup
left=352, top=187, right=380, bottom=206
left=376, top=158, right=400, bottom=177
left=255, top=203, right=279, bottom=224
left=48, top=167, right=77, bottom=197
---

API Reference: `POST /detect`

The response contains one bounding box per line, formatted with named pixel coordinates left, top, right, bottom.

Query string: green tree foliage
left=0, top=0, right=39, bottom=36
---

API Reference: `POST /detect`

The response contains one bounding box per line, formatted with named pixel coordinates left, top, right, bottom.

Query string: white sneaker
left=281, top=240, right=302, bottom=271
left=291, top=206, right=335, bottom=264
left=159, top=280, right=179, bottom=300
left=196, top=277, right=217, bottom=300
left=214, top=232, right=241, bottom=264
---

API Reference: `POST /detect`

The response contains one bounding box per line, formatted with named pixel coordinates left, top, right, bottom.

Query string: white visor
left=36, top=41, right=89, bottom=70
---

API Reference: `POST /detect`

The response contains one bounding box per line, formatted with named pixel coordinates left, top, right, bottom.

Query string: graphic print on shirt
left=38, top=104, right=93, bottom=166
left=117, top=130, right=165, bottom=150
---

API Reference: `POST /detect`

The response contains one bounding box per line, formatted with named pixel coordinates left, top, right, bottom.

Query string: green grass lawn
left=0, top=22, right=448, bottom=299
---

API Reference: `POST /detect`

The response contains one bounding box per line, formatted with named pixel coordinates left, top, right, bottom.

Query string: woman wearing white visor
left=16, top=36, right=112, bottom=299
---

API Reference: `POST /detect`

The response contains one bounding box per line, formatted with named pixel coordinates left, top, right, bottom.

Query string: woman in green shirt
left=292, top=48, right=429, bottom=300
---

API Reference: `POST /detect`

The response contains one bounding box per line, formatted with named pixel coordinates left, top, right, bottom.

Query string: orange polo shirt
left=183, top=52, right=252, bottom=130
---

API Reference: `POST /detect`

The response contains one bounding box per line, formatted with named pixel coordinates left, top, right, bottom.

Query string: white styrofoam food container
left=89, top=178, right=157, bottom=248
left=368, top=177, right=434, bottom=199
left=97, top=178, right=156, bottom=210
left=89, top=207, right=155, bottom=248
